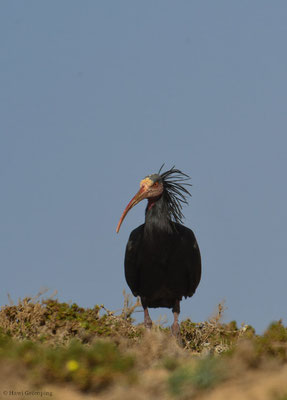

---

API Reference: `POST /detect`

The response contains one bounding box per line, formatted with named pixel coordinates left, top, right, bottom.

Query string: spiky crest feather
left=158, top=165, right=192, bottom=224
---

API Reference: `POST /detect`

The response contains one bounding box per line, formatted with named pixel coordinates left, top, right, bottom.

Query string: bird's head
left=116, top=166, right=191, bottom=233
left=116, top=174, right=164, bottom=233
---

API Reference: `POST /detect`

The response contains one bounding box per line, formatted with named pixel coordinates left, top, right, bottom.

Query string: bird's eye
left=153, top=182, right=159, bottom=187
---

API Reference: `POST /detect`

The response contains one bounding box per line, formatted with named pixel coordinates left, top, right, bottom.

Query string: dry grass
left=0, top=292, right=287, bottom=400
left=0, top=290, right=144, bottom=346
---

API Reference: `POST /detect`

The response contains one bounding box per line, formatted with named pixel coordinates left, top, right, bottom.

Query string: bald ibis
left=116, top=166, right=201, bottom=336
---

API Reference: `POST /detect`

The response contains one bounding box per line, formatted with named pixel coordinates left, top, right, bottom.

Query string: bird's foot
left=144, top=317, right=152, bottom=329
left=171, top=322, right=180, bottom=336
left=171, top=322, right=183, bottom=345
left=144, top=308, right=152, bottom=329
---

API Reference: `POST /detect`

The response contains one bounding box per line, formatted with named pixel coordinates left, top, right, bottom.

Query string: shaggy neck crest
left=144, top=165, right=192, bottom=232
left=158, top=165, right=191, bottom=224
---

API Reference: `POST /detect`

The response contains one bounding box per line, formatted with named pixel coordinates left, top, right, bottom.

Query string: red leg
left=144, top=308, right=152, bottom=329
left=171, top=300, right=181, bottom=337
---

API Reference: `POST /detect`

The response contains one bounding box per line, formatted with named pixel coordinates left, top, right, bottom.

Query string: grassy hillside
left=0, top=292, right=287, bottom=400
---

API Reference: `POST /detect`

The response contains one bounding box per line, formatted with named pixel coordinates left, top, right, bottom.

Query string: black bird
left=116, top=166, right=201, bottom=335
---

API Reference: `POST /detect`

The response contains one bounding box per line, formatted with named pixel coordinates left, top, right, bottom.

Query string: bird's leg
left=171, top=300, right=181, bottom=337
left=144, top=307, right=152, bottom=329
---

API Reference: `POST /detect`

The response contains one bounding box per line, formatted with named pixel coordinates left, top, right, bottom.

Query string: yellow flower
left=66, top=359, right=79, bottom=372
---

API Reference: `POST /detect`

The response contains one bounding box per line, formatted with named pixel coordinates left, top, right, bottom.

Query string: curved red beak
left=116, top=186, right=147, bottom=233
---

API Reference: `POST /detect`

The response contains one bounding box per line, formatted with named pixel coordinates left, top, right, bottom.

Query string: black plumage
left=117, top=166, right=201, bottom=334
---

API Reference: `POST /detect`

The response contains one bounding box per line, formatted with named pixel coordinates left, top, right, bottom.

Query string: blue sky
left=1, top=1, right=287, bottom=333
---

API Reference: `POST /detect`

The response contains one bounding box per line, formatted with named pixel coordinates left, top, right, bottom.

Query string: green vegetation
left=0, top=331, right=134, bottom=391
left=169, top=357, right=226, bottom=396
left=0, top=294, right=144, bottom=344
left=255, top=320, right=287, bottom=361
left=0, top=294, right=287, bottom=399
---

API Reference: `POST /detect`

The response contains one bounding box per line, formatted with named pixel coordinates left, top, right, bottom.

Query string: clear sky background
left=1, top=1, right=286, bottom=333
